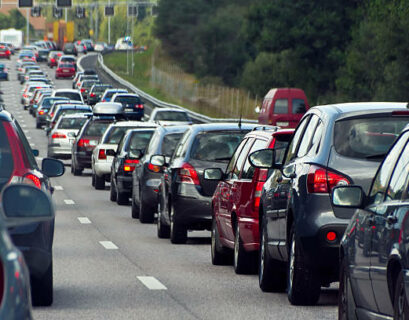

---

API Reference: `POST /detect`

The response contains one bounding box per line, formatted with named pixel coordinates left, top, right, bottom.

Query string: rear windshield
left=60, top=64, right=74, bottom=68
left=274, top=99, right=288, bottom=114
left=83, top=81, right=97, bottom=88
left=58, top=117, right=87, bottom=129
left=114, top=96, right=141, bottom=105
left=155, top=111, right=189, bottom=122
left=61, top=57, right=75, bottom=62
left=126, top=131, right=154, bottom=152
left=162, top=133, right=183, bottom=157
left=84, top=121, right=110, bottom=137
left=103, top=126, right=134, bottom=144
left=93, top=86, right=112, bottom=93
left=55, top=92, right=82, bottom=101
left=190, top=131, right=247, bottom=162
left=0, top=122, right=13, bottom=191
left=105, top=91, right=125, bottom=99
left=57, top=109, right=89, bottom=119
left=42, top=98, right=67, bottom=108
left=334, top=117, right=409, bottom=159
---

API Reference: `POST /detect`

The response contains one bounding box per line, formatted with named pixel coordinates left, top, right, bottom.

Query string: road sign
left=56, top=0, right=71, bottom=8
left=18, top=0, right=33, bottom=8
left=105, top=5, right=114, bottom=16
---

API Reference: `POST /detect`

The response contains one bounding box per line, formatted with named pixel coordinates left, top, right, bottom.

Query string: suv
left=249, top=102, right=409, bottom=305
left=208, top=127, right=293, bottom=273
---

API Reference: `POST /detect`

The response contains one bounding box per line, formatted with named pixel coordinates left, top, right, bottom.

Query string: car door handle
left=387, top=215, right=398, bottom=225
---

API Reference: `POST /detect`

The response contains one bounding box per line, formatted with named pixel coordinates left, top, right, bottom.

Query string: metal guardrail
left=78, top=53, right=258, bottom=124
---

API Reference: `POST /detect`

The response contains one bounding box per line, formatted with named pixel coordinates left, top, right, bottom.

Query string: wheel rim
left=289, top=234, right=296, bottom=290
left=234, top=225, right=239, bottom=267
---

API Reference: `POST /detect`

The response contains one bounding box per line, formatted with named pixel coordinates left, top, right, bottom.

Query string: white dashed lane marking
left=77, top=217, right=91, bottom=224
left=137, top=277, right=167, bottom=290
left=54, top=186, right=63, bottom=190
left=64, top=199, right=75, bottom=205
left=99, top=241, right=118, bottom=250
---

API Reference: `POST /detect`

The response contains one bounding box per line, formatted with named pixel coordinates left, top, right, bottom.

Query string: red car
left=48, top=51, right=63, bottom=68
left=55, top=63, right=75, bottom=79
left=208, top=127, right=293, bottom=273
left=0, top=46, right=11, bottom=59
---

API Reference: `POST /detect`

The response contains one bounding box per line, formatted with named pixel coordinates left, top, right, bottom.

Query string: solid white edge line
left=137, top=276, right=167, bottom=290
left=99, top=241, right=118, bottom=250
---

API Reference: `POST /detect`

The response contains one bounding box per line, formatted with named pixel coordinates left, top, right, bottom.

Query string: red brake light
left=39, top=110, right=45, bottom=115
left=326, top=231, right=337, bottom=242
left=80, top=88, right=85, bottom=93
left=101, top=99, right=106, bottom=102
left=392, top=111, right=409, bottom=116
left=177, top=162, right=200, bottom=185
left=51, top=132, right=66, bottom=139
left=90, top=93, right=95, bottom=97
left=148, top=162, right=161, bottom=173
left=56, top=68, right=61, bottom=72
left=98, top=149, right=107, bottom=160
left=123, top=159, right=139, bottom=172
left=307, top=165, right=350, bottom=194
left=77, top=138, right=89, bottom=147
left=137, top=104, right=144, bottom=109
left=23, top=173, right=41, bottom=188
left=51, top=58, right=55, bottom=62
left=252, top=169, right=268, bottom=210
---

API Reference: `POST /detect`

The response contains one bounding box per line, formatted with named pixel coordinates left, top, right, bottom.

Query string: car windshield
left=55, top=92, right=82, bottom=101
left=190, top=131, right=247, bottom=162
left=58, top=117, right=87, bottom=130
left=155, top=111, right=189, bottom=122
left=103, top=126, right=135, bottom=144
left=84, top=121, right=110, bottom=137
left=126, top=131, right=154, bottom=152
left=334, top=117, right=409, bottom=159
left=162, top=133, right=183, bottom=157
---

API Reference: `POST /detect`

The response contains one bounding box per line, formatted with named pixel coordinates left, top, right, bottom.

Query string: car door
left=349, top=131, right=409, bottom=312
left=370, top=138, right=409, bottom=315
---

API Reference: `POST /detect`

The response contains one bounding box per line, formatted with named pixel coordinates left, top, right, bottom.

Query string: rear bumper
left=94, top=160, right=112, bottom=176
left=117, top=175, right=133, bottom=193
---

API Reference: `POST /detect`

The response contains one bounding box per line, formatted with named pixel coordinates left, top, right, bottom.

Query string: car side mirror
left=42, top=158, right=65, bottom=177
left=249, top=149, right=280, bottom=169
left=32, top=149, right=39, bottom=157
left=203, top=168, right=224, bottom=180
left=151, top=154, right=166, bottom=166
left=1, top=184, right=55, bottom=226
left=332, top=185, right=365, bottom=208
left=106, top=149, right=116, bottom=157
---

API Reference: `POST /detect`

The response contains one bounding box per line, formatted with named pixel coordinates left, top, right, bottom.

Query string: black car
left=249, top=102, right=409, bottom=305
left=132, top=125, right=189, bottom=222
left=80, top=80, right=100, bottom=103
left=37, top=49, right=50, bottom=62
left=156, top=123, right=257, bottom=244
left=63, top=43, right=77, bottom=56
left=333, top=123, right=409, bottom=319
left=111, top=93, right=144, bottom=121
left=109, top=128, right=156, bottom=205
left=88, top=84, right=113, bottom=105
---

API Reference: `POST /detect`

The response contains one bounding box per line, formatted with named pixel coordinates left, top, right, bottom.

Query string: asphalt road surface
left=1, top=53, right=337, bottom=320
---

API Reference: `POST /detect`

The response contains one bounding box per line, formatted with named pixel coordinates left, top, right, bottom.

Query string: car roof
left=314, top=102, right=408, bottom=116
left=108, top=121, right=157, bottom=128
left=188, top=122, right=258, bottom=133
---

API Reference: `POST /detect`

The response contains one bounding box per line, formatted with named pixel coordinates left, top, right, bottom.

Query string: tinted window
left=84, top=121, right=110, bottom=137
left=334, top=117, right=409, bottom=159
left=368, top=131, right=409, bottom=205
left=58, top=117, right=87, bottom=130
left=60, top=64, right=74, bottom=68
left=155, top=111, right=189, bottom=121
left=190, top=131, right=246, bottom=162
left=126, top=131, right=154, bottom=152
left=162, top=133, right=183, bottom=157
left=103, top=126, right=134, bottom=144
left=55, top=92, right=82, bottom=101
left=82, top=81, right=97, bottom=88
left=226, top=138, right=248, bottom=176
left=297, top=115, right=319, bottom=157
left=232, top=138, right=254, bottom=179
left=309, top=121, right=323, bottom=156
left=94, top=86, right=111, bottom=93
left=0, top=122, right=14, bottom=191
left=114, top=96, right=141, bottom=105
left=241, top=139, right=267, bottom=179
left=42, top=98, right=68, bottom=108
left=292, top=99, right=307, bottom=114
left=385, top=142, right=409, bottom=201
left=274, top=99, right=288, bottom=114
left=284, top=116, right=309, bottom=164
left=173, top=130, right=191, bottom=159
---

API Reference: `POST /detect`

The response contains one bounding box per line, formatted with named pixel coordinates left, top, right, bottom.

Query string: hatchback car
left=249, top=102, right=409, bottom=305
left=47, top=104, right=92, bottom=137
left=80, top=80, right=100, bottom=103
left=51, top=89, right=84, bottom=103
left=111, top=93, right=144, bottom=120
left=101, top=88, right=128, bottom=102
left=156, top=123, right=258, bottom=244
left=88, top=84, right=113, bottom=105
left=55, top=63, right=76, bottom=79
left=36, top=97, right=70, bottom=129
left=133, top=125, right=189, bottom=222
left=109, top=128, right=156, bottom=205
left=333, top=123, right=409, bottom=319
left=0, top=45, right=11, bottom=59
left=47, top=51, right=63, bottom=68
left=148, top=108, right=192, bottom=126
left=37, top=48, right=50, bottom=62
left=208, top=127, right=293, bottom=274
left=63, top=42, right=77, bottom=56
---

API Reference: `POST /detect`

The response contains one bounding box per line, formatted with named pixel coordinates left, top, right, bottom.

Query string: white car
left=115, top=37, right=133, bottom=50
left=148, top=107, right=192, bottom=126
left=94, top=42, right=107, bottom=52
left=22, top=83, right=52, bottom=109
left=91, top=121, right=158, bottom=189
left=51, top=89, right=84, bottom=103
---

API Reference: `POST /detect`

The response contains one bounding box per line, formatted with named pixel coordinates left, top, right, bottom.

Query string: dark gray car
left=250, top=102, right=409, bottom=305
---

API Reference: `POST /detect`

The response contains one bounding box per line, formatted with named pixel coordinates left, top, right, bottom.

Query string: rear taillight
left=137, top=104, right=144, bottom=109
left=80, top=88, right=85, bottom=93
left=56, top=68, right=61, bottom=72
left=101, top=99, right=106, bottom=102
left=51, top=58, right=55, bottom=63
left=177, top=162, right=200, bottom=185
left=253, top=169, right=268, bottom=211
left=23, top=174, right=41, bottom=188
left=98, top=149, right=106, bottom=160
left=39, top=110, right=45, bottom=115
left=52, top=132, right=66, bottom=139
left=124, top=159, right=139, bottom=172
left=90, top=93, right=95, bottom=97
left=307, top=165, right=350, bottom=194
left=148, top=162, right=161, bottom=173
left=6, top=50, right=10, bottom=55
left=77, top=138, right=90, bottom=147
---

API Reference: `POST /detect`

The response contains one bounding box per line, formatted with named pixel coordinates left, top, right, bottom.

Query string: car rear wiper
left=214, top=157, right=231, bottom=161
left=365, top=153, right=387, bottom=159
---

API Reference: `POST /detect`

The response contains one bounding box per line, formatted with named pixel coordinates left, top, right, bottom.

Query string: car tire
left=110, top=175, right=117, bottom=202
left=31, top=261, right=53, bottom=307
left=393, top=271, right=409, bottom=319
left=338, top=256, right=357, bottom=320
left=94, top=174, right=105, bottom=190
left=91, top=172, right=95, bottom=187
left=36, top=121, right=41, bottom=129
left=131, top=195, right=139, bottom=219
left=258, top=215, right=286, bottom=292
left=233, top=222, right=257, bottom=274
left=287, top=224, right=321, bottom=305
left=139, top=191, right=154, bottom=223
left=116, top=188, right=129, bottom=205
left=157, top=207, right=170, bottom=238
left=170, top=205, right=187, bottom=244
left=72, top=160, right=83, bottom=176
left=211, top=217, right=232, bottom=265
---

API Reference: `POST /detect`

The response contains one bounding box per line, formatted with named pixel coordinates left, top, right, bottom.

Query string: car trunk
left=189, top=159, right=229, bottom=197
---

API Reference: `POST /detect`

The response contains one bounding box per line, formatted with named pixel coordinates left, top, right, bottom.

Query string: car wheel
left=170, top=204, right=187, bottom=244
left=109, top=175, right=117, bottom=202
left=94, top=174, right=105, bottom=190
left=36, top=121, right=41, bottom=129
left=72, top=160, right=83, bottom=176
left=211, top=217, right=231, bottom=265
left=31, top=261, right=53, bottom=307
left=157, top=207, right=170, bottom=238
left=339, top=257, right=357, bottom=320
left=139, top=191, right=154, bottom=223
left=394, top=271, right=409, bottom=320
left=116, top=187, right=129, bottom=205
left=131, top=194, right=140, bottom=219
left=233, top=222, right=257, bottom=274
left=91, top=172, right=95, bottom=187
left=287, top=224, right=321, bottom=305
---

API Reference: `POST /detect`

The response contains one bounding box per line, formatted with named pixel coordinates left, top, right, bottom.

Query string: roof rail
left=251, top=125, right=279, bottom=132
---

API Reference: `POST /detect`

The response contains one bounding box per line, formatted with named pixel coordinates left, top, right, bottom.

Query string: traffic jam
left=0, top=40, right=409, bottom=319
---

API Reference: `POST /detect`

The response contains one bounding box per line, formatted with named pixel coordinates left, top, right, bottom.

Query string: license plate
left=276, top=122, right=289, bottom=127
left=125, top=108, right=134, bottom=112
left=63, top=70, right=69, bottom=72
left=89, top=140, right=98, bottom=146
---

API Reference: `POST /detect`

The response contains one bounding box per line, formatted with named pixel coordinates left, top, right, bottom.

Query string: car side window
left=297, top=115, right=319, bottom=157
left=241, top=138, right=267, bottom=180
left=284, top=116, right=310, bottom=164
left=368, top=131, right=409, bottom=206
left=231, top=138, right=255, bottom=179
left=385, top=141, right=409, bottom=201
left=308, top=120, right=324, bottom=156
left=173, top=130, right=190, bottom=159
left=226, top=138, right=247, bottom=176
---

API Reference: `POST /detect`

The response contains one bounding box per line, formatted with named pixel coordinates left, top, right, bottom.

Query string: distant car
left=0, top=45, right=11, bottom=59
left=87, top=84, right=113, bottom=105
left=79, top=80, right=101, bottom=103
left=58, top=55, right=77, bottom=71
left=111, top=93, right=144, bottom=120
left=63, top=42, right=77, bottom=56
left=115, top=37, right=133, bottom=50
left=149, top=108, right=192, bottom=126
left=55, top=63, right=76, bottom=79
left=47, top=51, right=63, bottom=68
left=51, top=89, right=84, bottom=103
left=0, top=63, right=8, bottom=80
left=81, top=39, right=94, bottom=52
left=47, top=104, right=92, bottom=134
left=36, top=97, right=70, bottom=129
left=101, top=88, right=128, bottom=102
left=94, top=42, right=107, bottom=52
left=37, top=48, right=50, bottom=62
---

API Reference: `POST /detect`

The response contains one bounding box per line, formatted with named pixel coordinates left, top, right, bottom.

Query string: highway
left=1, top=54, right=337, bottom=320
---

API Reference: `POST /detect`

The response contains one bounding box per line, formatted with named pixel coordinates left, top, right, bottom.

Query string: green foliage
left=0, top=13, right=11, bottom=29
